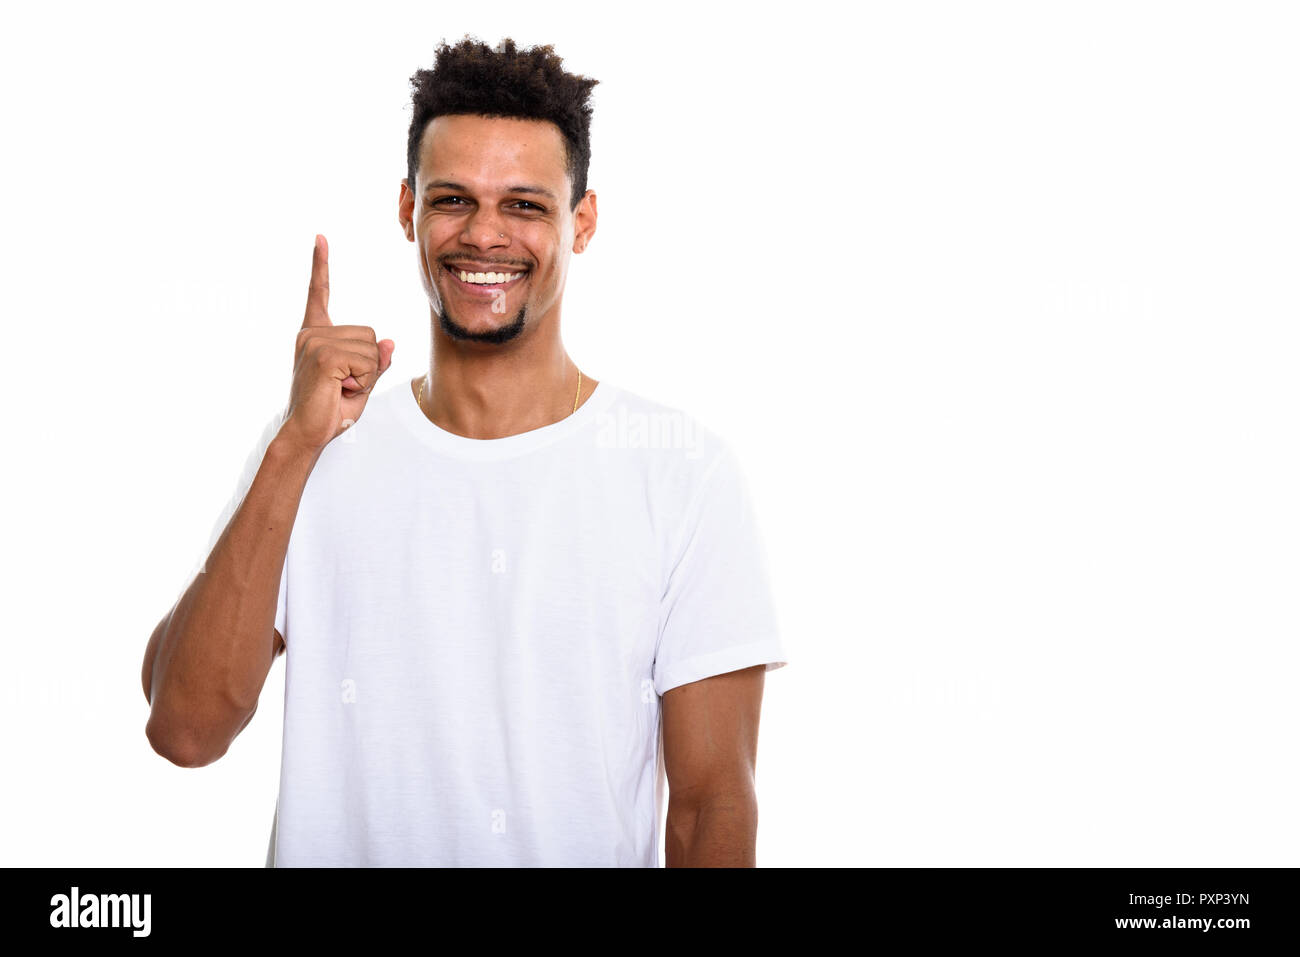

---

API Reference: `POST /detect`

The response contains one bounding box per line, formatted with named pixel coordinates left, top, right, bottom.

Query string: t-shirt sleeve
left=652, top=441, right=788, bottom=696
left=175, top=407, right=290, bottom=639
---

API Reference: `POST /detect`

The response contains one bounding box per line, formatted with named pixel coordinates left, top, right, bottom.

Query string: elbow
left=666, top=788, right=759, bottom=867
left=144, top=711, right=231, bottom=769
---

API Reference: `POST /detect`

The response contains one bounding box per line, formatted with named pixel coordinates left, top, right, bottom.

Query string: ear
left=572, top=189, right=597, bottom=254
left=398, top=179, right=415, bottom=241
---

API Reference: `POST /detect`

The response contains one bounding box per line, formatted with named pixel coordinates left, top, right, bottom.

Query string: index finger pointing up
left=302, top=233, right=332, bottom=328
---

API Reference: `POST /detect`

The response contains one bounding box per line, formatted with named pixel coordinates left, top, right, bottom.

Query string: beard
left=437, top=301, right=527, bottom=344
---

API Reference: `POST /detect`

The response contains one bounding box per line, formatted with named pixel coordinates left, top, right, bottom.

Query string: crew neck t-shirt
left=181, top=376, right=788, bottom=867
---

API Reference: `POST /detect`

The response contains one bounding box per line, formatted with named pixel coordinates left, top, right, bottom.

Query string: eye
left=429, top=196, right=468, bottom=207
left=511, top=200, right=544, bottom=211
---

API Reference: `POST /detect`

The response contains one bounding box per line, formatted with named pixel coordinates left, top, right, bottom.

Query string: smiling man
left=142, top=36, right=788, bottom=868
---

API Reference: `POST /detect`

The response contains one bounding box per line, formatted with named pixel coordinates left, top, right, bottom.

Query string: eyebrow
left=423, top=180, right=557, bottom=202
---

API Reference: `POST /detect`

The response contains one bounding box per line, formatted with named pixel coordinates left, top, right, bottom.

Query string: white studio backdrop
left=0, top=0, right=1296, bottom=867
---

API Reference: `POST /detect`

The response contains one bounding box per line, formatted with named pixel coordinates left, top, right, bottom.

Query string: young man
left=142, top=37, right=787, bottom=867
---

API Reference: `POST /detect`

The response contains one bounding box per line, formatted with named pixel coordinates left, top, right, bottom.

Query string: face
left=398, top=113, right=596, bottom=344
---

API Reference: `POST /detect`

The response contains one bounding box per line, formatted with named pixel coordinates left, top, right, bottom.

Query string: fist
left=280, top=234, right=395, bottom=454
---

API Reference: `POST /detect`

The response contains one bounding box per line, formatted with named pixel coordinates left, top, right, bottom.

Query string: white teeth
left=456, top=269, right=524, bottom=284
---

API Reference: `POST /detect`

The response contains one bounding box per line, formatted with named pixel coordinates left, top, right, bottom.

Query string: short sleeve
left=653, top=442, right=788, bottom=696
left=175, top=407, right=290, bottom=639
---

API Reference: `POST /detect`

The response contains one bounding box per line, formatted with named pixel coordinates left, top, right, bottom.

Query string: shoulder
left=592, top=383, right=732, bottom=470
left=366, top=376, right=416, bottom=415
left=591, top=383, right=744, bottom=516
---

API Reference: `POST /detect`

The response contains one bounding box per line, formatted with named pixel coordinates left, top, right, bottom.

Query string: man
left=142, top=36, right=787, bottom=868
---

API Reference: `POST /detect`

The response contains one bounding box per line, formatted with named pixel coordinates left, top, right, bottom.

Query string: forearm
left=144, top=433, right=318, bottom=765
left=664, top=790, right=759, bottom=867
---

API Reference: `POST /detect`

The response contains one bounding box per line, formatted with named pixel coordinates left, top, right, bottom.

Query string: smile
left=443, top=262, right=529, bottom=292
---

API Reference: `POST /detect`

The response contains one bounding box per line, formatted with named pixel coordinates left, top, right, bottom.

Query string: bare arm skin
left=662, top=664, right=767, bottom=867
left=142, top=234, right=394, bottom=767
left=141, top=437, right=317, bottom=767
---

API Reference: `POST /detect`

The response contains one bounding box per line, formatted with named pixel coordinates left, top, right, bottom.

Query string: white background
left=1, top=0, right=1296, bottom=867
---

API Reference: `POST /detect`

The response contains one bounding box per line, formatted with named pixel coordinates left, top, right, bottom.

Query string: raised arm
left=141, top=436, right=316, bottom=767
left=142, top=234, right=395, bottom=767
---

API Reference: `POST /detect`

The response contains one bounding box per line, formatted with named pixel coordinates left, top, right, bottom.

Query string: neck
left=417, top=334, right=592, bottom=440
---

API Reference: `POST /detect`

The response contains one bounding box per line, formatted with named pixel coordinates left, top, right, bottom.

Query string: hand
left=280, top=234, right=396, bottom=454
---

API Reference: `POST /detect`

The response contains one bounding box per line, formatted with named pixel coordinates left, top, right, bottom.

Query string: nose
left=461, top=207, right=509, bottom=249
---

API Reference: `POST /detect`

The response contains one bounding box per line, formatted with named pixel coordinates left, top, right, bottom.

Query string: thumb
left=378, top=339, right=395, bottom=374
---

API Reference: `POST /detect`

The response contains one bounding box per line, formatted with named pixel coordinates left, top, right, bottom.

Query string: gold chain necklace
left=418, top=368, right=582, bottom=416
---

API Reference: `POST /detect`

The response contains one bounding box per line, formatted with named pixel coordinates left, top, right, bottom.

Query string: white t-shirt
left=182, top=376, right=788, bottom=867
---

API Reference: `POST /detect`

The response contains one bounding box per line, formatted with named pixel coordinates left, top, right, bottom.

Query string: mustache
left=441, top=260, right=532, bottom=271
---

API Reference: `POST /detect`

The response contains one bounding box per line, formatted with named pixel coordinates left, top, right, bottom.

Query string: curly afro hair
left=406, top=36, right=599, bottom=213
